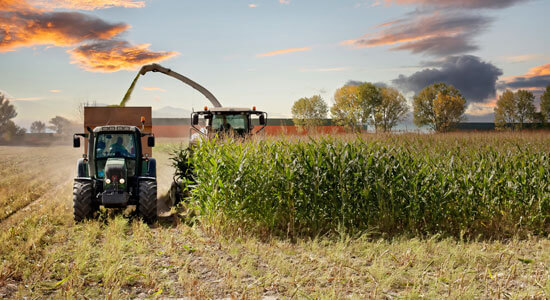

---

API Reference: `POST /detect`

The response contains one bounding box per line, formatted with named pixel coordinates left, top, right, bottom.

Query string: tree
left=515, top=90, right=536, bottom=129
left=30, top=121, right=46, bottom=133
left=0, top=93, right=17, bottom=129
left=373, top=87, right=409, bottom=132
left=291, top=95, right=328, bottom=127
left=541, top=85, right=550, bottom=122
left=432, top=92, right=466, bottom=132
left=331, top=85, right=362, bottom=132
left=0, top=93, right=25, bottom=142
left=357, top=83, right=383, bottom=127
left=49, top=116, right=71, bottom=134
left=494, top=90, right=516, bottom=130
left=413, top=83, right=466, bottom=132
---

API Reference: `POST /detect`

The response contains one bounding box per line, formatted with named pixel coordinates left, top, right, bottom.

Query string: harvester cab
left=72, top=110, right=158, bottom=223
left=189, top=106, right=267, bottom=145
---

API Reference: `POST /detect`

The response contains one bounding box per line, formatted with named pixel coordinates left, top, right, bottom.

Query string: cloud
left=502, top=54, right=543, bottom=63
left=499, top=64, right=550, bottom=91
left=142, top=86, right=167, bottom=92
left=343, top=12, right=490, bottom=56
left=383, top=0, right=528, bottom=10
left=392, top=55, right=503, bottom=103
left=257, top=47, right=311, bottom=57
left=248, top=4, right=257, bottom=8
left=29, top=0, right=145, bottom=10
left=0, top=0, right=177, bottom=72
left=68, top=40, right=178, bottom=72
left=49, top=89, right=62, bottom=93
left=0, top=9, right=128, bottom=51
left=279, top=0, right=290, bottom=4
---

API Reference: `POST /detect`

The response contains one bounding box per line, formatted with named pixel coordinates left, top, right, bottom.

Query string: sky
left=1, top=0, right=549, bottom=128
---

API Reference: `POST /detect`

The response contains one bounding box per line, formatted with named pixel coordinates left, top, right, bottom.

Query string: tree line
left=0, top=92, right=77, bottom=143
left=292, top=82, right=550, bottom=132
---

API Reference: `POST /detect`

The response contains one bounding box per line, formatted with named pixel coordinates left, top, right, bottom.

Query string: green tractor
left=72, top=125, right=157, bottom=222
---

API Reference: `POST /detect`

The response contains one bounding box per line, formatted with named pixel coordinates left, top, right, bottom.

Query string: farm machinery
left=71, top=64, right=267, bottom=222
left=135, top=64, right=268, bottom=205
left=72, top=107, right=157, bottom=222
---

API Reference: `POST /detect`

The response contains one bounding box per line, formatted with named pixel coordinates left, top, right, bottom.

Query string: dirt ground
left=0, top=142, right=549, bottom=299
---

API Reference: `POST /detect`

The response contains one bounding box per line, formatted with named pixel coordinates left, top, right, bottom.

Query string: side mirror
left=147, top=136, right=155, bottom=147
left=259, top=114, right=266, bottom=126
left=73, top=136, right=80, bottom=148
left=192, top=114, right=199, bottom=125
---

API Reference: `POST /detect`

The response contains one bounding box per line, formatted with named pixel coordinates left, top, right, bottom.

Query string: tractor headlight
left=119, top=178, right=125, bottom=184
left=105, top=178, right=111, bottom=184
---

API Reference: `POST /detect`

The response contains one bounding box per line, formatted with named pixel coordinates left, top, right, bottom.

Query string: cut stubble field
left=0, top=135, right=549, bottom=299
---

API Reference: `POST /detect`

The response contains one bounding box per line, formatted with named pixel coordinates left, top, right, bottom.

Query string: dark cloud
left=346, top=13, right=491, bottom=57
left=392, top=55, right=503, bottom=103
left=392, top=34, right=479, bottom=56
left=500, top=75, right=550, bottom=90
left=387, top=0, right=529, bottom=10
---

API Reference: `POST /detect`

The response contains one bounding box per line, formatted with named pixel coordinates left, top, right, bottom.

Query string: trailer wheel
left=73, top=180, right=95, bottom=222
left=138, top=180, right=157, bottom=223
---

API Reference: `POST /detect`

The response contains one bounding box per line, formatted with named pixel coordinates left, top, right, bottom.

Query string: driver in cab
left=109, top=137, right=130, bottom=156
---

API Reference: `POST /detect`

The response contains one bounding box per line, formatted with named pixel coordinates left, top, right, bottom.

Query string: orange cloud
left=527, top=64, right=550, bottom=77
left=49, top=89, right=62, bottom=93
left=0, top=1, right=128, bottom=51
left=343, top=12, right=488, bottom=56
left=257, top=47, right=311, bottom=57
left=68, top=40, right=178, bottom=72
left=248, top=4, right=257, bottom=8
left=499, top=63, right=550, bottom=91
left=29, top=0, right=145, bottom=10
left=1, top=0, right=178, bottom=72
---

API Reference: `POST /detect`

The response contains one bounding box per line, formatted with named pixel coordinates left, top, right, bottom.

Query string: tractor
left=169, top=106, right=267, bottom=205
left=72, top=124, right=158, bottom=222
left=132, top=64, right=268, bottom=205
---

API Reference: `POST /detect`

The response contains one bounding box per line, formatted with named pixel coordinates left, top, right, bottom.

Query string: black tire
left=170, top=180, right=183, bottom=206
left=138, top=180, right=157, bottom=223
left=73, top=180, right=95, bottom=222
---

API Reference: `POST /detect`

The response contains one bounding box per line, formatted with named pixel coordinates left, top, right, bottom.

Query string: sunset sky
left=1, top=0, right=549, bottom=128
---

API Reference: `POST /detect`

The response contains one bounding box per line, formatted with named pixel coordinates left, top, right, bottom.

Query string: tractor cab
left=72, top=125, right=157, bottom=222
left=190, top=107, right=267, bottom=144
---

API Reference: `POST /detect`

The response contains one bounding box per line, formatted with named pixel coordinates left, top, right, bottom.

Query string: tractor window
left=95, top=133, right=137, bottom=159
left=212, top=114, right=248, bottom=132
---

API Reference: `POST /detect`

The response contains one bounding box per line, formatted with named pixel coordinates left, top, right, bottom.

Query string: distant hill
left=152, top=106, right=192, bottom=118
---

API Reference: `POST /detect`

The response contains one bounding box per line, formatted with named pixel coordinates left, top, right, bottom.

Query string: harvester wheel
left=73, top=180, right=95, bottom=222
left=138, top=180, right=157, bottom=223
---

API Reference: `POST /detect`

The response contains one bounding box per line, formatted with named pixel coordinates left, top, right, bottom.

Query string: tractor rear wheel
left=73, top=180, right=95, bottom=222
left=138, top=180, right=157, bottom=223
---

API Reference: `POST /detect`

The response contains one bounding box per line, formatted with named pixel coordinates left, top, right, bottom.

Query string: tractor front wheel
left=138, top=180, right=157, bottom=223
left=73, top=180, right=95, bottom=222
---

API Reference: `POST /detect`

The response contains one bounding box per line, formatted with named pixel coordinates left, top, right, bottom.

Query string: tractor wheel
left=170, top=180, right=183, bottom=206
left=138, top=180, right=157, bottom=223
left=73, top=180, right=95, bottom=222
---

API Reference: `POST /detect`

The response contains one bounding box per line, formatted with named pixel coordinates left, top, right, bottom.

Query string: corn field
left=179, top=133, right=550, bottom=238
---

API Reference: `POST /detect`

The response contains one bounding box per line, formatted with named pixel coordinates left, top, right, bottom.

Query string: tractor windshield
left=212, top=114, right=249, bottom=134
left=95, top=133, right=137, bottom=159
left=95, top=132, right=137, bottom=178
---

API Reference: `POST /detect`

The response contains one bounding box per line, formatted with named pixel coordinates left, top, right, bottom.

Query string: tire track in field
left=0, top=176, right=74, bottom=229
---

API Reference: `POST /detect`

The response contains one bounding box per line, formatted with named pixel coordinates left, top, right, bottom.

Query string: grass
left=0, top=134, right=549, bottom=299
